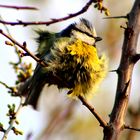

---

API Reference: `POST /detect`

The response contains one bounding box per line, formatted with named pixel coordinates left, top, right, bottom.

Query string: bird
left=19, top=18, right=108, bottom=109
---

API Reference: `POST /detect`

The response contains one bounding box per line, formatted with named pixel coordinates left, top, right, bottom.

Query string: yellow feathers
left=66, top=39, right=108, bottom=98
left=47, top=38, right=108, bottom=98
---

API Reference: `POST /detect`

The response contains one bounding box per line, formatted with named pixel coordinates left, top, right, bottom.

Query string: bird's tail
left=19, top=73, right=46, bottom=109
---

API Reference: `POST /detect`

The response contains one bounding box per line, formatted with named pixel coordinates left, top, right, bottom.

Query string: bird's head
left=60, top=18, right=102, bottom=45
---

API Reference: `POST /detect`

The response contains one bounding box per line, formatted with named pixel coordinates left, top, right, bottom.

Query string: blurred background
left=0, top=0, right=140, bottom=140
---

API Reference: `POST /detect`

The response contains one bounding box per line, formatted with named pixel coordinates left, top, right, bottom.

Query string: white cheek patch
left=72, top=30, right=96, bottom=45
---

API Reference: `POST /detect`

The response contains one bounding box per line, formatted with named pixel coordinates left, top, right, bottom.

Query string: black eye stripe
left=73, top=26, right=95, bottom=39
left=73, top=26, right=102, bottom=42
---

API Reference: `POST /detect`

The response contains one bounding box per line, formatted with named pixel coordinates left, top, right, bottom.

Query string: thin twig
left=126, top=102, right=140, bottom=139
left=0, top=4, right=38, bottom=10
left=0, top=81, right=18, bottom=96
left=0, top=15, right=10, bottom=34
left=0, top=29, right=46, bottom=66
left=0, top=15, right=22, bottom=65
left=0, top=0, right=94, bottom=26
left=78, top=95, right=107, bottom=128
left=124, top=125, right=140, bottom=131
left=0, top=81, right=12, bottom=90
left=131, top=53, right=140, bottom=63
left=103, top=15, right=127, bottom=19
left=1, top=97, right=24, bottom=140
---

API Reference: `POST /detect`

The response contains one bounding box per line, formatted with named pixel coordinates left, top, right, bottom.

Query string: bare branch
left=0, top=29, right=46, bottom=66
left=78, top=95, right=107, bottom=128
left=131, top=53, right=140, bottom=63
left=0, top=0, right=109, bottom=26
left=0, top=4, right=38, bottom=10
left=103, top=15, right=128, bottom=19
left=0, top=81, right=12, bottom=90
left=124, top=125, right=140, bottom=131
left=0, top=0, right=93, bottom=26
left=103, top=0, right=140, bottom=139
left=0, top=15, right=22, bottom=65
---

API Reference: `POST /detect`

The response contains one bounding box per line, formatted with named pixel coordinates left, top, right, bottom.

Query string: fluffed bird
left=20, top=18, right=108, bottom=109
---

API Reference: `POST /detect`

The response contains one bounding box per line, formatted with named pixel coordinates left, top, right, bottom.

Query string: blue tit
left=20, top=18, right=108, bottom=109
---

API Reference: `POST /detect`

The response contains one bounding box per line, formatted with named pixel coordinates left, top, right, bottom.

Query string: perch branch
left=78, top=95, right=107, bottom=128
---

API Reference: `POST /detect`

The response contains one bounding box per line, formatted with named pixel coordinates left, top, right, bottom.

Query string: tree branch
left=0, top=81, right=18, bottom=96
left=0, top=0, right=93, bottom=26
left=78, top=95, right=107, bottom=128
left=0, top=0, right=109, bottom=26
left=124, top=125, right=140, bottom=131
left=103, top=15, right=127, bottom=19
left=131, top=53, right=140, bottom=63
left=103, top=0, right=140, bottom=139
left=0, top=29, right=46, bottom=66
left=126, top=102, right=140, bottom=140
left=0, top=4, right=38, bottom=10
